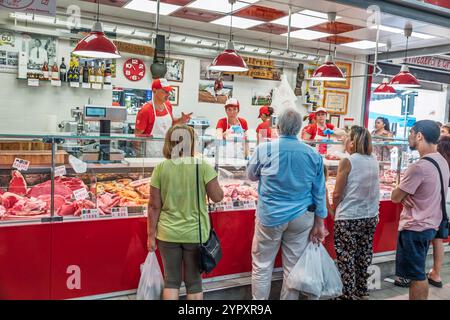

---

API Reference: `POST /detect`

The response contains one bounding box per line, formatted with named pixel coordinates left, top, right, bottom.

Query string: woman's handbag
left=423, top=157, right=449, bottom=239
left=196, top=162, right=222, bottom=273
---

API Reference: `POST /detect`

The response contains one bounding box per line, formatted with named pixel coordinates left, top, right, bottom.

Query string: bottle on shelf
left=73, top=64, right=80, bottom=83
left=82, top=61, right=89, bottom=83
left=51, top=62, right=59, bottom=80
left=88, top=61, right=96, bottom=83
left=59, top=58, right=67, bottom=82
left=41, top=61, right=49, bottom=80
left=67, top=65, right=74, bottom=82
left=96, top=61, right=104, bottom=84
left=104, top=61, right=111, bottom=85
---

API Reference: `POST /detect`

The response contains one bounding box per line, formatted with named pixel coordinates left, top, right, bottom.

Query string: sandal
left=394, top=277, right=411, bottom=288
left=426, top=273, right=443, bottom=288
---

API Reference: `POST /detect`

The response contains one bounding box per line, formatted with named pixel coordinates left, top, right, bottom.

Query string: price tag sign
left=70, top=82, right=80, bottom=88
left=91, top=83, right=102, bottom=90
left=54, top=165, right=67, bottom=177
left=51, top=80, right=61, bottom=87
left=73, top=187, right=89, bottom=201
left=12, top=158, right=30, bottom=171
left=81, top=83, right=91, bottom=89
left=142, top=207, right=148, bottom=216
left=111, top=207, right=129, bottom=218
left=28, top=79, right=39, bottom=87
left=103, top=84, right=112, bottom=90
left=81, top=209, right=100, bottom=220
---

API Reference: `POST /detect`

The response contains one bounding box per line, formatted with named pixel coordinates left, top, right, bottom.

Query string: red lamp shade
left=311, top=54, right=345, bottom=81
left=209, top=41, right=248, bottom=72
left=72, top=22, right=121, bottom=59
left=389, top=64, right=420, bottom=88
left=373, top=78, right=396, bottom=95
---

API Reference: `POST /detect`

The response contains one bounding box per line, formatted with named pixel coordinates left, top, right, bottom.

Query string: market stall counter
left=0, top=134, right=419, bottom=299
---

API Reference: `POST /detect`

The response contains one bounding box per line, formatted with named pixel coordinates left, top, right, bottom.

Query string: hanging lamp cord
left=229, top=2, right=233, bottom=41
left=404, top=36, right=409, bottom=62
left=96, top=0, right=99, bottom=22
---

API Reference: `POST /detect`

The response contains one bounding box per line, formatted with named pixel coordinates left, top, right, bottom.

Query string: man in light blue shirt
left=247, top=108, right=327, bottom=300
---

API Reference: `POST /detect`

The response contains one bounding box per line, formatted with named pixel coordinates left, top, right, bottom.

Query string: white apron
left=146, top=102, right=172, bottom=157
left=219, top=118, right=245, bottom=163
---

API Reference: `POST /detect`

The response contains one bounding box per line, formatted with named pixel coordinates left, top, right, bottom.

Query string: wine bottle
left=82, top=61, right=89, bottom=83
left=51, top=62, right=59, bottom=80
left=59, top=58, right=67, bottom=82
left=41, top=61, right=49, bottom=80
left=89, top=61, right=95, bottom=83
left=96, top=62, right=104, bottom=84
left=104, top=61, right=111, bottom=85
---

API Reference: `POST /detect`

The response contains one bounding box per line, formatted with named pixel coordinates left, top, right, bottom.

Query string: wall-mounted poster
left=165, top=58, right=184, bottom=82
left=24, top=33, right=57, bottom=71
left=198, top=80, right=232, bottom=104
left=168, top=85, right=179, bottom=106
left=324, top=62, right=351, bottom=89
left=252, top=88, right=272, bottom=106
left=324, top=90, right=349, bottom=115
left=0, top=29, right=20, bottom=73
left=329, top=114, right=340, bottom=128
left=200, top=59, right=234, bottom=82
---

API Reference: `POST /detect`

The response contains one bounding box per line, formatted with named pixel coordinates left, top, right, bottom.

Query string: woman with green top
left=147, top=125, right=224, bottom=300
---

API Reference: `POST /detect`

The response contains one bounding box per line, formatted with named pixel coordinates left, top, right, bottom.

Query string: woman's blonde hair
left=162, top=124, right=195, bottom=159
left=349, top=125, right=372, bottom=156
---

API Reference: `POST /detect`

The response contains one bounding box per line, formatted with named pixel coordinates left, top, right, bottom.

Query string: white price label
left=103, top=84, right=112, bottom=90
left=51, top=80, right=61, bottom=87
left=54, top=165, right=67, bottom=177
left=142, top=207, right=148, bottom=216
left=81, top=209, right=100, bottom=220
left=70, top=82, right=80, bottom=88
left=28, top=79, right=39, bottom=87
left=92, top=83, right=102, bottom=90
left=73, top=187, right=89, bottom=201
left=111, top=207, right=129, bottom=218
left=12, top=158, right=30, bottom=171
left=81, top=83, right=91, bottom=89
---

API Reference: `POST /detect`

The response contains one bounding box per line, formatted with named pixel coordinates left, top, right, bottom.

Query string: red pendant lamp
left=209, top=0, right=248, bottom=73
left=389, top=23, right=420, bottom=88
left=373, top=78, right=396, bottom=95
left=72, top=0, right=121, bottom=59
left=311, top=13, right=345, bottom=82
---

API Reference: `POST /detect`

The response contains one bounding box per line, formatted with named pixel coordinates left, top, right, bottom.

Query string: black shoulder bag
left=196, top=162, right=222, bottom=273
left=423, top=157, right=449, bottom=239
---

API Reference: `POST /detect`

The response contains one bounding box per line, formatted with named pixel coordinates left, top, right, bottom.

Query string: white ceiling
left=14, top=0, right=450, bottom=57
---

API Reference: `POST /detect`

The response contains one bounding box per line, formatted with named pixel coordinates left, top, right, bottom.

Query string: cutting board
left=0, top=150, right=68, bottom=165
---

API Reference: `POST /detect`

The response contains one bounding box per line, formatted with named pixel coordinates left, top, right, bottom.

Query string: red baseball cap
left=258, top=106, right=270, bottom=118
left=308, top=113, right=316, bottom=121
left=224, top=98, right=240, bottom=111
left=152, top=78, right=173, bottom=92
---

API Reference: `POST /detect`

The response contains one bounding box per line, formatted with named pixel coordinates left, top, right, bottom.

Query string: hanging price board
left=12, top=158, right=30, bottom=171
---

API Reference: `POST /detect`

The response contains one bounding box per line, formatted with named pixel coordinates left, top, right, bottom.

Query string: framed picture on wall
left=323, top=90, right=349, bottom=115
left=168, top=86, right=179, bottom=106
left=324, top=62, right=351, bottom=89
left=329, top=114, right=340, bottom=128
left=165, top=58, right=184, bottom=82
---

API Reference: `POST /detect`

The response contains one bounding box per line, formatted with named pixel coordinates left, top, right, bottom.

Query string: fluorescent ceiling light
left=272, top=14, right=326, bottom=28
left=124, top=0, right=180, bottom=15
left=282, top=29, right=330, bottom=40
left=188, top=0, right=257, bottom=14
left=33, top=15, right=56, bottom=24
left=369, top=25, right=435, bottom=39
left=299, top=10, right=341, bottom=20
left=211, top=16, right=263, bottom=29
left=342, top=40, right=386, bottom=49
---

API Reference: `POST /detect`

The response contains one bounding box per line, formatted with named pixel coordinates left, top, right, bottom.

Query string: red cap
left=315, top=107, right=327, bottom=114
left=258, top=106, right=270, bottom=118
left=152, top=78, right=173, bottom=92
left=308, top=113, right=316, bottom=121
left=224, top=98, right=240, bottom=111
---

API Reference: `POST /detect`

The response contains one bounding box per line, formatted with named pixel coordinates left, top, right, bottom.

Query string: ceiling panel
left=318, top=35, right=358, bottom=44
left=170, top=7, right=225, bottom=22
left=234, top=5, right=287, bottom=21
left=248, top=22, right=299, bottom=35
left=309, top=21, right=363, bottom=34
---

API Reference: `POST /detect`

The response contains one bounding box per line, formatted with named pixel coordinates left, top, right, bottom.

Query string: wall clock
left=123, top=58, right=146, bottom=81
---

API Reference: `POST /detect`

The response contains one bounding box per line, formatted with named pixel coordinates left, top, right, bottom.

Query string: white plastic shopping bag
left=319, top=244, right=343, bottom=299
left=136, top=252, right=164, bottom=300
left=286, top=242, right=323, bottom=298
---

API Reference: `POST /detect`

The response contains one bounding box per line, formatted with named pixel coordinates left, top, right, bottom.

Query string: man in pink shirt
left=392, top=120, right=449, bottom=300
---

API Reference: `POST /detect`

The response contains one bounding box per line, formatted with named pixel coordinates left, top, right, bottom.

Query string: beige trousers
left=251, top=211, right=314, bottom=300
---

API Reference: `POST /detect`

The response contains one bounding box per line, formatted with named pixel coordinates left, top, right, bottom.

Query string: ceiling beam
left=368, top=44, right=450, bottom=62
left=332, top=0, right=450, bottom=29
